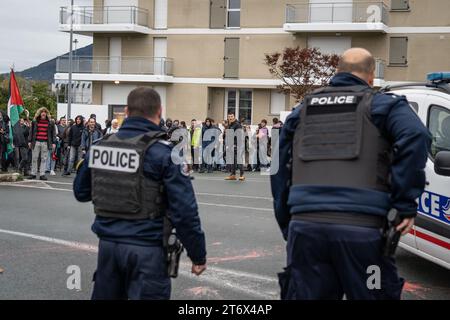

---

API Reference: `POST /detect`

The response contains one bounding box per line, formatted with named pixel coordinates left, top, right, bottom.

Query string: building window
left=391, top=0, right=410, bottom=11
left=238, top=89, right=252, bottom=124
left=428, top=105, right=450, bottom=159
left=227, top=0, right=240, bottom=28
left=109, top=105, right=127, bottom=124
left=225, top=89, right=252, bottom=124
left=389, top=37, right=408, bottom=66
left=227, top=90, right=237, bottom=116
left=210, top=0, right=240, bottom=29
left=270, top=91, right=286, bottom=115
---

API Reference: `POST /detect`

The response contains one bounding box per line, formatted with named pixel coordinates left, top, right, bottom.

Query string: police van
left=383, top=72, right=450, bottom=269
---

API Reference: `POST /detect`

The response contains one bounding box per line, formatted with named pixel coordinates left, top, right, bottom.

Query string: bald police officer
left=74, top=87, right=207, bottom=300
left=271, top=48, right=431, bottom=300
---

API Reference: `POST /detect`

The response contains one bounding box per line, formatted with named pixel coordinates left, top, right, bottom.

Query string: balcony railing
left=375, top=58, right=385, bottom=79
left=286, top=2, right=389, bottom=24
left=57, top=92, right=92, bottom=104
left=56, top=56, right=174, bottom=76
left=59, top=6, right=149, bottom=27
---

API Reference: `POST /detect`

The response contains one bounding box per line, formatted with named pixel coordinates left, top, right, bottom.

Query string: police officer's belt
left=292, top=212, right=385, bottom=229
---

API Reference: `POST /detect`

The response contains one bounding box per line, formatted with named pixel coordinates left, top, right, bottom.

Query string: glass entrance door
left=225, top=89, right=252, bottom=125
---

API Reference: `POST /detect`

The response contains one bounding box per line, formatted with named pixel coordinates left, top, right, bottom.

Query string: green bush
left=0, top=75, right=56, bottom=119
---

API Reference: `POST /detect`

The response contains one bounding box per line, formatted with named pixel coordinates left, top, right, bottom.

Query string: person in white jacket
left=106, top=119, right=120, bottom=134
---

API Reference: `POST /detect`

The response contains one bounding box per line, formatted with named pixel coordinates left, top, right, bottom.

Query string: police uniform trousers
left=92, top=240, right=171, bottom=300
left=281, top=220, right=405, bottom=300
left=0, top=141, right=9, bottom=171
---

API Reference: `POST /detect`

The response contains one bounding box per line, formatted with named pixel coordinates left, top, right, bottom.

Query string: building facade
left=55, top=0, right=450, bottom=124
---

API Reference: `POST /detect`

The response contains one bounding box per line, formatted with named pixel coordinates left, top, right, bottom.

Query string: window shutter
left=391, top=0, right=410, bottom=11
left=210, top=0, right=227, bottom=29
left=224, top=38, right=240, bottom=78
left=389, top=37, right=408, bottom=65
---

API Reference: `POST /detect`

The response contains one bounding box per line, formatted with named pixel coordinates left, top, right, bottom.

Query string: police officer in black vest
left=271, top=48, right=431, bottom=300
left=74, top=87, right=207, bottom=299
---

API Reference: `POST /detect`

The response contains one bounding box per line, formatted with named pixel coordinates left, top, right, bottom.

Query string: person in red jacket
left=28, top=107, right=56, bottom=180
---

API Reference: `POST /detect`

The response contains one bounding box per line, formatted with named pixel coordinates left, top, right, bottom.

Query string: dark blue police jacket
left=271, top=72, right=432, bottom=239
left=73, top=117, right=207, bottom=265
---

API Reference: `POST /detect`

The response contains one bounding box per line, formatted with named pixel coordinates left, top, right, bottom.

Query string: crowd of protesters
left=161, top=114, right=283, bottom=180
left=0, top=108, right=107, bottom=180
left=0, top=108, right=282, bottom=181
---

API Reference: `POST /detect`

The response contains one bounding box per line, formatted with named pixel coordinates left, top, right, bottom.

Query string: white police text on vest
left=310, top=95, right=356, bottom=106
left=89, top=145, right=140, bottom=173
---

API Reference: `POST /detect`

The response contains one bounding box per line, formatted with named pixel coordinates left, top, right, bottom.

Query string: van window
left=409, top=102, right=419, bottom=113
left=428, top=105, right=450, bottom=159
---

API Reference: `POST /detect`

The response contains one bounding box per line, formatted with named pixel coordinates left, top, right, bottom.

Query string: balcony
left=59, top=6, right=151, bottom=35
left=55, top=56, right=174, bottom=83
left=284, top=1, right=389, bottom=33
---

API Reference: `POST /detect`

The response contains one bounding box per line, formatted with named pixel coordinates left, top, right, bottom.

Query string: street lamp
left=67, top=0, right=74, bottom=120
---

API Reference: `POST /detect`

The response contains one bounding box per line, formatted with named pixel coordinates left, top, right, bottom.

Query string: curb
left=0, top=173, right=22, bottom=182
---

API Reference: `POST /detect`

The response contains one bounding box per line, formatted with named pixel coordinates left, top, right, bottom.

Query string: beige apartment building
left=55, top=0, right=450, bottom=124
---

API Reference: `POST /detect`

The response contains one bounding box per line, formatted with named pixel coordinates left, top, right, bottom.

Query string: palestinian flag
left=6, top=70, right=24, bottom=155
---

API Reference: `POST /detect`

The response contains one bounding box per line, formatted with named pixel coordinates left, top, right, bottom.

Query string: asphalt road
left=0, top=172, right=449, bottom=300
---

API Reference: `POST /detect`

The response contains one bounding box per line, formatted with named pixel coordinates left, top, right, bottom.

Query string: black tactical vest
left=89, top=131, right=167, bottom=220
left=292, top=85, right=392, bottom=192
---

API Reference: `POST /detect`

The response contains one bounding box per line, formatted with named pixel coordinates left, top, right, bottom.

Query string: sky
left=0, top=0, right=93, bottom=73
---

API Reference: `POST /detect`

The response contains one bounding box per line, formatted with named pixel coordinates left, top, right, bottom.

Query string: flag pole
left=7, top=68, right=12, bottom=158
left=7, top=68, right=12, bottom=120
left=67, top=0, right=74, bottom=121
left=7, top=65, right=15, bottom=120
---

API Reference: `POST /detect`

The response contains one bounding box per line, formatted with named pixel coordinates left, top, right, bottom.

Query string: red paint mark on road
left=404, top=282, right=425, bottom=292
left=403, top=282, right=431, bottom=300
left=186, top=287, right=221, bottom=299
left=273, top=245, right=284, bottom=253
left=208, top=250, right=271, bottom=264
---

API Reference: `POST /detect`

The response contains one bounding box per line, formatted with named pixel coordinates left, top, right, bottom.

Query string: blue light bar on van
left=427, top=72, right=450, bottom=82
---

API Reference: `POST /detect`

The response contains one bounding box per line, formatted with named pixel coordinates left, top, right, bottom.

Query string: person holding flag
left=0, top=110, right=10, bottom=172
left=6, top=69, right=25, bottom=172
left=13, top=117, right=30, bottom=175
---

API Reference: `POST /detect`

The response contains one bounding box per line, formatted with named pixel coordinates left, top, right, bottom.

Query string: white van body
left=390, top=85, right=450, bottom=269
